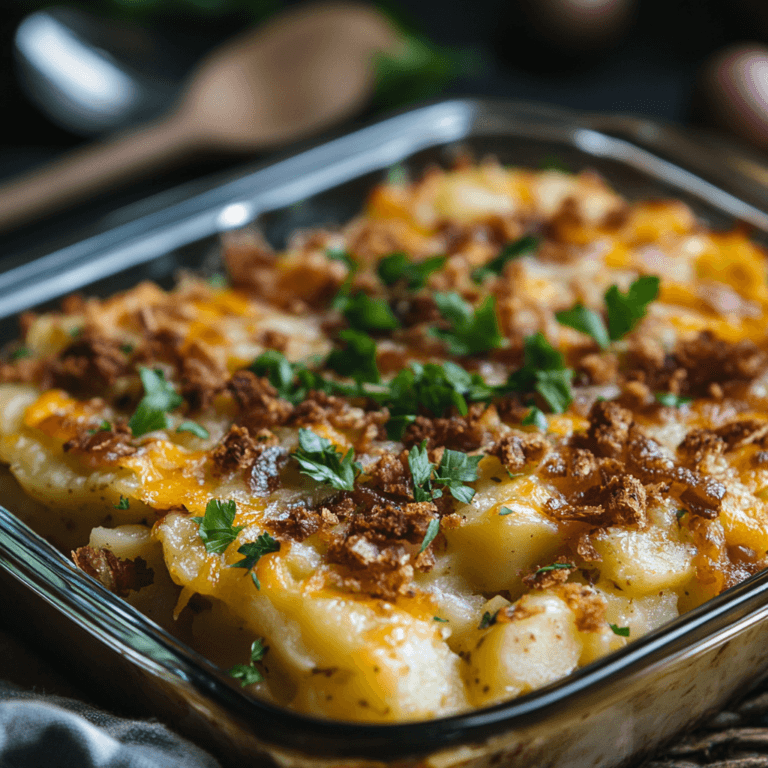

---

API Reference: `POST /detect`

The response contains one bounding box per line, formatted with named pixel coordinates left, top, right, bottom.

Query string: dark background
left=0, top=0, right=764, bottom=252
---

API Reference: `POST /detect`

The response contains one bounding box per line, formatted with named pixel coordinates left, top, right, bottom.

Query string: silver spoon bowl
left=14, top=6, right=186, bottom=136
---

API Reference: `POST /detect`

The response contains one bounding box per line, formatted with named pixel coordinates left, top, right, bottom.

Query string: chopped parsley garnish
left=535, top=562, right=574, bottom=575
left=192, top=499, right=244, bottom=555
left=176, top=420, right=210, bottom=439
left=128, top=367, right=183, bottom=437
left=506, top=332, right=573, bottom=413
left=521, top=406, right=548, bottom=431
left=230, top=638, right=267, bottom=686
left=408, top=441, right=435, bottom=503
left=383, top=361, right=493, bottom=439
left=88, top=420, right=112, bottom=434
left=386, top=164, right=407, bottom=184
left=433, top=616, right=449, bottom=622
left=334, top=290, right=400, bottom=333
left=250, top=349, right=295, bottom=396
left=249, top=350, right=359, bottom=405
left=120, top=343, right=134, bottom=355
left=114, top=495, right=130, bottom=510
left=407, top=441, right=481, bottom=506
left=555, top=275, right=660, bottom=347
left=540, top=156, right=570, bottom=173
left=555, top=304, right=610, bottom=350
left=326, top=248, right=357, bottom=271
left=292, top=428, right=361, bottom=491
left=605, top=276, right=660, bottom=341
left=471, top=235, right=539, bottom=283
left=431, top=293, right=503, bottom=356
left=434, top=449, right=483, bottom=504
left=419, top=518, right=440, bottom=553
left=208, top=273, right=228, bottom=288
left=654, top=392, right=692, bottom=408
left=231, top=533, right=280, bottom=589
left=479, top=610, right=499, bottom=629
left=10, top=347, right=31, bottom=360
left=69, top=326, right=83, bottom=338
left=676, top=508, right=688, bottom=520
left=250, top=352, right=499, bottom=440
left=325, top=329, right=380, bottom=384
left=499, top=506, right=514, bottom=516
left=377, top=252, right=446, bottom=290
left=609, top=623, right=630, bottom=637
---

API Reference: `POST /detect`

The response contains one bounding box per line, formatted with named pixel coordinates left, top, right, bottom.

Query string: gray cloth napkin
left=0, top=683, right=222, bottom=768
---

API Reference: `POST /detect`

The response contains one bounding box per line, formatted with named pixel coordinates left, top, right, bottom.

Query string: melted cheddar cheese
left=2, top=161, right=768, bottom=722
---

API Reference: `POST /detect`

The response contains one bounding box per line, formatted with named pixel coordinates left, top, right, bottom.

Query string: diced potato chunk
left=592, top=527, right=695, bottom=595
left=462, top=594, right=581, bottom=707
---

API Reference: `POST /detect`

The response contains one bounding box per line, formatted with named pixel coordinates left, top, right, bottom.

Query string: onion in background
left=697, top=44, right=768, bottom=150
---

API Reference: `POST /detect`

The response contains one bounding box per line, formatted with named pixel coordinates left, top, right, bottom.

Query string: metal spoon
left=0, top=1, right=398, bottom=233
left=14, top=6, right=187, bottom=136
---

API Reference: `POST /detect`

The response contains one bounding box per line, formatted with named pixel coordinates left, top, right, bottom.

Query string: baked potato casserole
left=1, top=159, right=767, bottom=722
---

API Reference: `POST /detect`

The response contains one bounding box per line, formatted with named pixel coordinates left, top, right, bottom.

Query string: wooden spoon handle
left=0, top=116, right=198, bottom=233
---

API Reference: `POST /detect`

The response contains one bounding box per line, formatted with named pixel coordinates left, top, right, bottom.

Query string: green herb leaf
left=534, top=369, right=574, bottom=414
left=433, top=616, right=449, bottom=622
left=408, top=440, right=435, bottom=503
left=535, top=562, right=575, bottom=575
left=506, top=333, right=573, bottom=413
left=377, top=252, right=446, bottom=290
left=386, top=164, right=407, bottom=184
left=128, top=367, right=184, bottom=437
left=292, top=428, right=361, bottom=491
left=605, top=276, right=660, bottom=341
left=325, top=329, right=380, bottom=384
left=521, top=407, right=548, bottom=431
left=609, top=623, right=630, bottom=637
left=382, top=361, right=493, bottom=439
left=250, top=350, right=295, bottom=398
left=654, top=392, right=692, bottom=408
left=10, top=347, right=31, bottom=361
left=540, top=156, right=570, bottom=173
left=88, top=420, right=112, bottom=434
left=229, top=638, right=268, bottom=687
left=371, top=29, right=473, bottom=110
left=676, top=509, right=688, bottom=520
left=431, top=293, right=503, bottom=356
left=114, top=495, right=130, bottom=510
left=434, top=449, right=481, bottom=504
left=250, top=350, right=360, bottom=406
left=69, top=326, right=83, bottom=338
left=176, top=421, right=210, bottom=439
left=555, top=304, right=610, bottom=350
left=229, top=664, right=263, bottom=686
left=499, top=506, right=514, bottom=516
left=326, top=248, right=357, bottom=271
left=419, top=517, right=440, bottom=553
left=192, top=499, right=244, bottom=555
left=471, top=235, right=539, bottom=283
left=335, top=291, right=400, bottom=333
left=208, top=273, right=228, bottom=288
left=249, top=637, right=267, bottom=662
left=231, top=533, right=280, bottom=580
left=479, top=610, right=498, bottom=629
left=120, top=343, right=134, bottom=355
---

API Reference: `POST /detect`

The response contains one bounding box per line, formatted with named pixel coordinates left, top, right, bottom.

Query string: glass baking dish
left=2, top=98, right=768, bottom=768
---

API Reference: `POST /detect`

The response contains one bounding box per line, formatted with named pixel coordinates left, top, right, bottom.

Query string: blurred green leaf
left=372, top=29, right=479, bottom=110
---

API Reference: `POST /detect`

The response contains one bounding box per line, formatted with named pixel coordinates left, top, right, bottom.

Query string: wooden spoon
left=0, top=1, right=399, bottom=232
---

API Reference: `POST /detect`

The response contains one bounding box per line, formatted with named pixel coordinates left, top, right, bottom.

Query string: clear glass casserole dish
left=3, top=98, right=768, bottom=767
